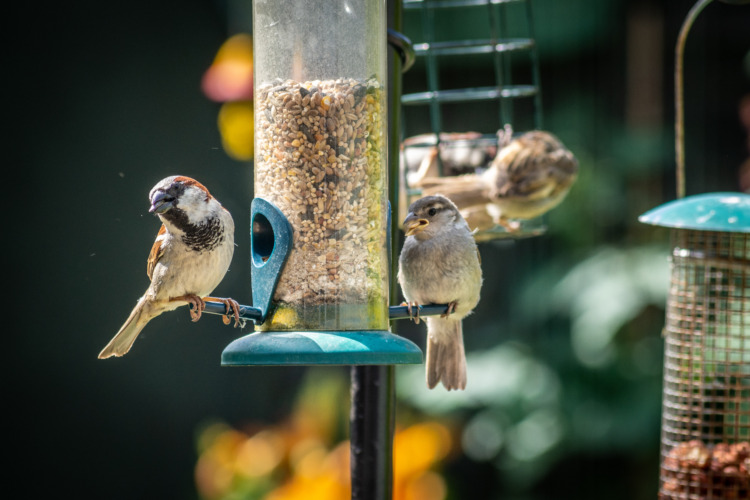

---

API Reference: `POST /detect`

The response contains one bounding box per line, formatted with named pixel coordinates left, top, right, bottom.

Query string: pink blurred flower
left=202, top=34, right=253, bottom=102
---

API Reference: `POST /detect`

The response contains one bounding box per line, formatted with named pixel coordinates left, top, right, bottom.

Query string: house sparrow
left=397, top=195, right=483, bottom=390
left=483, top=128, right=578, bottom=230
left=414, top=127, right=578, bottom=232
left=98, top=176, right=240, bottom=359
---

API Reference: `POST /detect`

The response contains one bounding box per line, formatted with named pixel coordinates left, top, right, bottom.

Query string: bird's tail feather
left=425, top=318, right=467, bottom=390
left=98, top=299, right=150, bottom=359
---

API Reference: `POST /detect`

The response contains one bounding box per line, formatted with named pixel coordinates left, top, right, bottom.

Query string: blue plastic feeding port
left=250, top=198, right=294, bottom=322
left=219, top=197, right=424, bottom=367
left=221, top=330, right=423, bottom=366
left=639, top=192, right=750, bottom=232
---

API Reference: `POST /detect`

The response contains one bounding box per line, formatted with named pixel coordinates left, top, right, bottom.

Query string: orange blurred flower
left=195, top=421, right=452, bottom=500
left=393, top=422, right=451, bottom=500
left=265, top=442, right=350, bottom=500
left=195, top=371, right=453, bottom=500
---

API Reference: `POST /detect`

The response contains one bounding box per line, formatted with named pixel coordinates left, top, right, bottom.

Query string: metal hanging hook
left=674, top=0, right=750, bottom=199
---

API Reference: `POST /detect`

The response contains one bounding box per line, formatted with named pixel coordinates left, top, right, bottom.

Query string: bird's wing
left=146, top=225, right=168, bottom=280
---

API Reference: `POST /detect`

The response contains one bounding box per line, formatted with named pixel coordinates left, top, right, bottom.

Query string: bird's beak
left=149, top=191, right=174, bottom=214
left=403, top=215, right=429, bottom=236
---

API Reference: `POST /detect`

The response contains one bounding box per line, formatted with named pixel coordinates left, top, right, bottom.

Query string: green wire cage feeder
left=398, top=0, right=545, bottom=240
left=639, top=1, right=750, bottom=498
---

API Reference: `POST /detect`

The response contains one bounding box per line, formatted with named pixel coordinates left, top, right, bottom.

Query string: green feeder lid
left=221, top=330, right=423, bottom=366
left=638, top=192, right=750, bottom=232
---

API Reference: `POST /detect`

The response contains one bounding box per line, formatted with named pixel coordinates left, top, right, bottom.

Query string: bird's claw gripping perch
left=441, top=301, right=457, bottom=318
left=205, top=297, right=246, bottom=329
left=176, top=294, right=206, bottom=322
left=402, top=301, right=422, bottom=324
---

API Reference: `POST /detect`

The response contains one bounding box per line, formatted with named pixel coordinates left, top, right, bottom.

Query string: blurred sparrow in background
left=401, top=131, right=498, bottom=187
left=405, top=126, right=578, bottom=233
left=398, top=195, right=483, bottom=391
left=99, top=176, right=240, bottom=359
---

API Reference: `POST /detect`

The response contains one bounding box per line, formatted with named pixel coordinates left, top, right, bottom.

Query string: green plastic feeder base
left=221, top=330, right=423, bottom=366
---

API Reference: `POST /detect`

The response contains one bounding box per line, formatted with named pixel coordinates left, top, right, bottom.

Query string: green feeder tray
left=221, top=330, right=423, bottom=366
left=218, top=197, right=424, bottom=367
left=638, top=192, right=750, bottom=232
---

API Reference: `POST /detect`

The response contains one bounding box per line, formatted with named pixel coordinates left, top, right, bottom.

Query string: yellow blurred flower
left=398, top=471, right=447, bottom=500
left=196, top=419, right=452, bottom=500
left=195, top=423, right=254, bottom=499
left=393, top=422, right=451, bottom=500
left=265, top=442, right=350, bottom=500
left=218, top=101, right=254, bottom=161
left=235, top=430, right=285, bottom=478
left=394, top=422, right=452, bottom=478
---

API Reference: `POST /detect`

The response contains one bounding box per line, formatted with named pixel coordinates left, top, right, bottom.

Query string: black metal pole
left=350, top=365, right=395, bottom=500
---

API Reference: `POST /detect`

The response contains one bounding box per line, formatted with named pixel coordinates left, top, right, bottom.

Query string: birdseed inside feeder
left=252, top=0, right=389, bottom=334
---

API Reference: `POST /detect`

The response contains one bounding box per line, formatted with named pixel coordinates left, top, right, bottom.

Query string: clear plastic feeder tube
left=253, top=0, right=389, bottom=331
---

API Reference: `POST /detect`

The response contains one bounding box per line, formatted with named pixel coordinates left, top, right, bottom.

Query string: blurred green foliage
left=391, top=1, right=747, bottom=498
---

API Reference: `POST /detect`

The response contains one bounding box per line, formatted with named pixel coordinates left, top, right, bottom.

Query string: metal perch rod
left=197, top=300, right=452, bottom=323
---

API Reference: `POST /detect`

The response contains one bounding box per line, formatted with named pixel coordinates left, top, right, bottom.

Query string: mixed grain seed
left=255, top=77, right=387, bottom=308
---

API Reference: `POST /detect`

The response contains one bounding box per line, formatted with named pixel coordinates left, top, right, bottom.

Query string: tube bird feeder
left=221, top=0, right=422, bottom=366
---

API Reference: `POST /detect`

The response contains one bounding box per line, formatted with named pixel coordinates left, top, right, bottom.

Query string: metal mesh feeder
left=641, top=196, right=750, bottom=500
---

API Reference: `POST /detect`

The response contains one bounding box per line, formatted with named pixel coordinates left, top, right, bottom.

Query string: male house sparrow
left=98, top=176, right=240, bottom=359
left=398, top=195, right=483, bottom=390
left=415, top=128, right=578, bottom=232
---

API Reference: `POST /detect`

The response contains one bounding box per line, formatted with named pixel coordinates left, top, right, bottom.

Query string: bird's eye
left=427, top=208, right=437, bottom=216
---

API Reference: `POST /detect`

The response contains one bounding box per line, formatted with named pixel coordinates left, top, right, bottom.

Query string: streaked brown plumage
left=98, top=176, right=240, bottom=359
left=409, top=128, right=578, bottom=232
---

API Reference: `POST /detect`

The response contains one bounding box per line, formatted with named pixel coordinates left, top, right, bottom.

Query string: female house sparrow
left=415, top=128, right=578, bottom=232
left=397, top=195, right=483, bottom=390
left=98, top=176, right=240, bottom=359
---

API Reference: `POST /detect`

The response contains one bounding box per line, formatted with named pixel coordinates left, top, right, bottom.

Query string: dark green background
left=9, top=0, right=749, bottom=499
